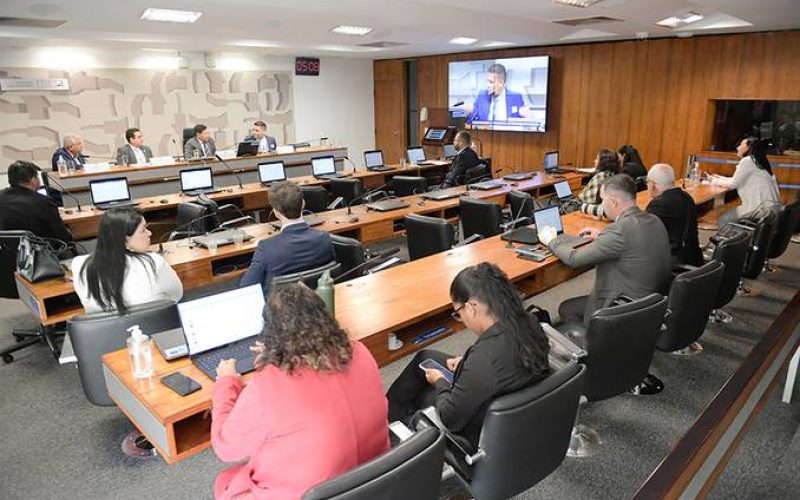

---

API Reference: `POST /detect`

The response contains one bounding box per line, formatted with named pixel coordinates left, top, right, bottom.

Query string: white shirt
left=489, top=91, right=507, bottom=122
left=711, top=156, right=781, bottom=217
left=132, top=146, right=147, bottom=164
left=279, top=218, right=305, bottom=232
left=72, top=252, right=183, bottom=313
left=259, top=137, right=269, bottom=153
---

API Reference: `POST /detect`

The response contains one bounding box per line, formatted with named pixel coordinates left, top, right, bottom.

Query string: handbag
left=17, top=234, right=65, bottom=283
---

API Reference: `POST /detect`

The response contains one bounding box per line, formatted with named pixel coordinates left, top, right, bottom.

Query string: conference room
left=1, top=1, right=799, bottom=499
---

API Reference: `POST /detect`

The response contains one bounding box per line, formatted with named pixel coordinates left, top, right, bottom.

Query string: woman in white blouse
left=710, top=137, right=781, bottom=226
left=72, top=207, right=183, bottom=314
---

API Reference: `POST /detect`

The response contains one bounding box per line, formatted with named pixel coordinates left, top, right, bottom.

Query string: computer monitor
left=180, top=167, right=214, bottom=191
left=443, top=144, right=457, bottom=159
left=257, top=161, right=286, bottom=183
left=363, top=150, right=384, bottom=168
left=178, top=285, right=266, bottom=356
left=406, top=146, right=426, bottom=165
left=544, top=151, right=559, bottom=172
left=554, top=181, right=572, bottom=199
left=89, top=177, right=132, bottom=205
left=311, top=155, right=336, bottom=176
left=533, top=205, right=564, bottom=235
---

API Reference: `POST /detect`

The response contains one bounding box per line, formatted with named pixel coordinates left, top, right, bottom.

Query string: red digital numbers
left=296, top=58, right=320, bottom=76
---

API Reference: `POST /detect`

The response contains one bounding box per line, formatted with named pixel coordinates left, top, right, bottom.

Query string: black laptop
left=544, top=151, right=570, bottom=175
left=311, top=155, right=345, bottom=179
left=89, top=177, right=139, bottom=210
left=364, top=150, right=393, bottom=172
left=180, top=167, right=222, bottom=196
left=236, top=141, right=259, bottom=157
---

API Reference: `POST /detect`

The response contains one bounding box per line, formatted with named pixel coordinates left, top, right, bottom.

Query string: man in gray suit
left=243, top=120, right=277, bottom=153
left=184, top=124, right=216, bottom=159
left=116, top=128, right=153, bottom=165
left=539, top=174, right=672, bottom=325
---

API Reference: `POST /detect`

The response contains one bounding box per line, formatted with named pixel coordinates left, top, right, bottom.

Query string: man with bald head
left=646, top=163, right=702, bottom=266
left=51, top=134, right=86, bottom=172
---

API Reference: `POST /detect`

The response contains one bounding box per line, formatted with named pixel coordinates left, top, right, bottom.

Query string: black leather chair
left=766, top=201, right=800, bottom=271
left=740, top=208, right=778, bottom=281
left=301, top=185, right=331, bottom=213
left=175, top=201, right=215, bottom=238
left=444, top=363, right=586, bottom=500
left=182, top=127, right=195, bottom=151
left=464, top=164, right=489, bottom=185
left=271, top=261, right=341, bottom=290
left=330, top=235, right=402, bottom=282
left=459, top=198, right=503, bottom=241
left=391, top=176, right=427, bottom=197
left=657, top=261, right=725, bottom=354
left=706, top=230, right=750, bottom=323
left=302, top=427, right=446, bottom=500
left=506, top=190, right=535, bottom=223
left=330, top=178, right=365, bottom=205
left=405, top=214, right=455, bottom=261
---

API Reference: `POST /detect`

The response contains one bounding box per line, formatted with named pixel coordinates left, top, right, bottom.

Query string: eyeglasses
left=451, top=304, right=466, bottom=322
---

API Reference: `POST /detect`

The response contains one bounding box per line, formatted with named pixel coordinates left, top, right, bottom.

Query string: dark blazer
left=238, top=223, right=334, bottom=296
left=467, top=89, right=525, bottom=124
left=441, top=147, right=481, bottom=188
left=432, top=322, right=550, bottom=450
left=51, top=148, right=86, bottom=172
left=0, top=186, right=72, bottom=242
left=183, top=137, right=216, bottom=159
left=646, top=187, right=703, bottom=266
left=115, top=144, right=154, bottom=165
left=243, top=134, right=277, bottom=153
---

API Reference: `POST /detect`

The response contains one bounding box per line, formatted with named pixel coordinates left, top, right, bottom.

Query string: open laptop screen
left=544, top=151, right=559, bottom=171
left=180, top=167, right=214, bottom=191
left=311, top=156, right=336, bottom=176
left=533, top=205, right=564, bottom=235
left=90, top=177, right=131, bottom=204
left=406, top=147, right=426, bottom=165
left=364, top=150, right=384, bottom=168
left=443, top=144, right=457, bottom=159
left=258, top=161, right=286, bottom=183
left=178, top=284, right=266, bottom=356
left=554, top=181, right=572, bottom=199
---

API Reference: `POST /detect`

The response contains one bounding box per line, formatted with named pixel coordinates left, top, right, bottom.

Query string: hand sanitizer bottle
left=127, top=325, right=154, bottom=379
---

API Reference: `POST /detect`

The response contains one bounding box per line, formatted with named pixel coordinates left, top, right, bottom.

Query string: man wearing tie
left=243, top=120, right=277, bottom=153
left=115, top=128, right=153, bottom=165
left=183, top=124, right=217, bottom=159
left=465, top=63, right=526, bottom=126
left=51, top=134, right=87, bottom=171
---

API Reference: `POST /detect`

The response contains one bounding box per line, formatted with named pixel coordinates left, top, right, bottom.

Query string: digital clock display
left=295, top=57, right=320, bottom=76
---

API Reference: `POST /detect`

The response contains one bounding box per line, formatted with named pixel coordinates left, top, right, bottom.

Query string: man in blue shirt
left=466, top=64, right=526, bottom=125
left=51, top=134, right=87, bottom=172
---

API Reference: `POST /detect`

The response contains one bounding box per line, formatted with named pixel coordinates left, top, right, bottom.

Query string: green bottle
left=316, top=270, right=335, bottom=315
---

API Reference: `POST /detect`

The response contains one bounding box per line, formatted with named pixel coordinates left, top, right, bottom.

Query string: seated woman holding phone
left=386, top=262, right=551, bottom=451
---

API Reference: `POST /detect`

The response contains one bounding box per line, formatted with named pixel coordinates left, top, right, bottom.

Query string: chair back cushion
left=768, top=201, right=800, bottom=259
left=464, top=164, right=488, bottom=185
left=391, top=176, right=427, bottom=198
left=331, top=235, right=366, bottom=274
left=742, top=208, right=778, bottom=279
left=405, top=214, right=454, bottom=261
left=301, top=186, right=331, bottom=214
left=0, top=230, right=32, bottom=299
left=507, top=190, right=534, bottom=222
left=459, top=198, right=503, bottom=240
left=712, top=231, right=750, bottom=308
left=330, top=179, right=365, bottom=204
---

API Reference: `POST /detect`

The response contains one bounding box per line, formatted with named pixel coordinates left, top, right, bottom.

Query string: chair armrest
left=541, top=322, right=587, bottom=367
left=366, top=257, right=404, bottom=274
left=414, top=407, right=486, bottom=466
left=457, top=234, right=483, bottom=246
left=672, top=264, right=698, bottom=274
left=610, top=295, right=635, bottom=306
left=727, top=221, right=756, bottom=231
left=388, top=421, right=415, bottom=443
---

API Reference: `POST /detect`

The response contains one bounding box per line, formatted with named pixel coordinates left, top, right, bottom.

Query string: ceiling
left=0, top=0, right=798, bottom=60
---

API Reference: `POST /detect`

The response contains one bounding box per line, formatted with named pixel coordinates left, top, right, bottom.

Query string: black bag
left=526, top=304, right=552, bottom=325
left=17, top=234, right=65, bottom=283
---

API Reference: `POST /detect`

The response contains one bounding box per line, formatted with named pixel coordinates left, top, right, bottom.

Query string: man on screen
left=465, top=63, right=526, bottom=125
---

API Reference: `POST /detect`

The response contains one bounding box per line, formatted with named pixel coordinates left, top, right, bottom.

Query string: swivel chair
left=391, top=176, right=428, bottom=197
left=271, top=261, right=342, bottom=290
left=405, top=214, right=456, bottom=261
left=301, top=185, right=331, bottom=214
left=706, top=230, right=750, bottom=323
left=459, top=198, right=503, bottom=241
left=330, top=178, right=365, bottom=205
left=765, top=201, right=800, bottom=271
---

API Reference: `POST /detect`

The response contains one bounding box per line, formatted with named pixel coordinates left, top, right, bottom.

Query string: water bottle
left=316, top=270, right=335, bottom=315
left=57, top=156, right=68, bottom=176
left=127, top=325, right=154, bottom=379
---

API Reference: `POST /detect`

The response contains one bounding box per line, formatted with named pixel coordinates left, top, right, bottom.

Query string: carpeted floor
left=1, top=237, right=798, bottom=500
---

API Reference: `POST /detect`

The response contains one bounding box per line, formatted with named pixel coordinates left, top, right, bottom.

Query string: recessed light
left=331, top=25, right=373, bottom=36
left=140, top=8, right=202, bottom=24
left=450, top=37, right=478, bottom=45
left=656, top=12, right=704, bottom=29
left=484, top=41, right=514, bottom=48
left=552, top=0, right=604, bottom=7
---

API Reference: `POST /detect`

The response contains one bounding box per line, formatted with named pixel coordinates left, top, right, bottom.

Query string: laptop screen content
left=533, top=205, right=564, bottom=235
left=407, top=147, right=426, bottom=165
left=364, top=150, right=384, bottom=168
left=443, top=144, right=457, bottom=159
left=90, top=178, right=131, bottom=204
left=554, top=181, right=572, bottom=199
left=180, top=168, right=214, bottom=191
left=258, top=161, right=286, bottom=183
left=178, top=284, right=266, bottom=356
left=544, top=151, right=559, bottom=171
left=312, top=156, right=336, bottom=176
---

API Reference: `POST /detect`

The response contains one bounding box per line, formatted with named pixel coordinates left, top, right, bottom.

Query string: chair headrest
left=592, top=293, right=666, bottom=319
left=488, top=363, right=583, bottom=413
left=69, top=299, right=178, bottom=323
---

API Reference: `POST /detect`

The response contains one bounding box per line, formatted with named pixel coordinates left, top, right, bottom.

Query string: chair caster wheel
left=2, top=354, right=14, bottom=363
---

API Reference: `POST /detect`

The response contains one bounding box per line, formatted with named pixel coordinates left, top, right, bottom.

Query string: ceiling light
left=656, top=12, right=704, bottom=29
left=552, top=0, right=605, bottom=7
left=484, top=41, right=514, bottom=48
left=449, top=37, right=478, bottom=45
left=140, top=8, right=202, bottom=24
left=331, top=25, right=373, bottom=36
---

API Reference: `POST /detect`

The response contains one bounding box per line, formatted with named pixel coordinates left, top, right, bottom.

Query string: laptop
left=311, top=155, right=345, bottom=179
left=544, top=151, right=570, bottom=175
left=406, top=146, right=438, bottom=166
left=258, top=161, right=287, bottom=185
left=180, top=167, right=222, bottom=196
left=504, top=171, right=534, bottom=181
left=469, top=179, right=504, bottom=190
left=364, top=150, right=393, bottom=172
left=420, top=188, right=463, bottom=201
left=443, top=144, right=458, bottom=160
left=533, top=205, right=592, bottom=249
left=554, top=180, right=574, bottom=201
left=236, top=141, right=259, bottom=157
left=179, top=284, right=266, bottom=381
left=89, top=177, right=139, bottom=210
left=366, top=198, right=410, bottom=212
left=152, top=328, right=189, bottom=360
left=193, top=229, right=255, bottom=249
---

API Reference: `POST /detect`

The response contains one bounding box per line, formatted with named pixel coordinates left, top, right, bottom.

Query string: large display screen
left=449, top=56, right=549, bottom=133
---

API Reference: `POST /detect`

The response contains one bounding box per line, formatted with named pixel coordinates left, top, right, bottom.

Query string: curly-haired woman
left=210, top=283, right=389, bottom=500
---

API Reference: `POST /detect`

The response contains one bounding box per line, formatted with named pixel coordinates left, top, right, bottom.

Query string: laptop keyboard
left=194, top=340, right=257, bottom=380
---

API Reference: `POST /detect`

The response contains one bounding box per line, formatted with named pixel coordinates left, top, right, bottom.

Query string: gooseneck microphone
left=214, top=153, right=245, bottom=190
left=347, top=182, right=392, bottom=215
left=45, top=174, right=85, bottom=212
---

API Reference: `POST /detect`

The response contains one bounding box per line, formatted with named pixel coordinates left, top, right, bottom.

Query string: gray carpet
left=1, top=238, right=798, bottom=500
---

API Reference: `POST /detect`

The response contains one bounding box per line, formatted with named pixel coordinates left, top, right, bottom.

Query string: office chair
left=301, top=185, right=331, bottom=213
left=68, top=300, right=181, bottom=457
left=404, top=214, right=456, bottom=261
left=175, top=201, right=216, bottom=238
left=739, top=208, right=778, bottom=283
left=302, top=427, right=446, bottom=500
left=459, top=197, right=503, bottom=241
left=765, top=200, right=800, bottom=271
left=506, top=190, right=535, bottom=224
left=0, top=230, right=64, bottom=363
left=391, top=176, right=428, bottom=197
left=464, top=164, right=489, bottom=185
left=330, top=178, right=365, bottom=205
left=330, top=235, right=402, bottom=281
left=657, top=261, right=725, bottom=354
left=182, top=127, right=195, bottom=151
left=706, top=230, right=750, bottom=323
left=435, top=363, right=585, bottom=500
left=271, top=261, right=342, bottom=290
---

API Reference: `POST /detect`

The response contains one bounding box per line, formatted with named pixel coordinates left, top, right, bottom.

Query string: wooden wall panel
left=373, top=59, right=407, bottom=164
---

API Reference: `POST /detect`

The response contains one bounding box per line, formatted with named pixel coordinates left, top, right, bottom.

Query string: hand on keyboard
left=216, top=359, right=239, bottom=379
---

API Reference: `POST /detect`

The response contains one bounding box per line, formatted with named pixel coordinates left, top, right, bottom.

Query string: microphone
left=214, top=153, right=245, bottom=190
left=170, top=138, right=183, bottom=160
left=503, top=195, right=534, bottom=249
left=159, top=203, right=239, bottom=246
left=45, top=173, right=85, bottom=212
left=462, top=169, right=503, bottom=194
left=347, top=182, right=391, bottom=216
left=452, top=101, right=465, bottom=107
left=327, top=196, right=345, bottom=210
left=216, top=215, right=255, bottom=229
left=343, top=156, right=359, bottom=173
left=333, top=247, right=401, bottom=284
left=82, top=155, right=117, bottom=160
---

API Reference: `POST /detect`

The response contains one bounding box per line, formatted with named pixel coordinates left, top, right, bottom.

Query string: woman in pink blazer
left=211, top=284, right=390, bottom=500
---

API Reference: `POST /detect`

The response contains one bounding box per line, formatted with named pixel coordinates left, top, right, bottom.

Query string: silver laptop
left=180, top=167, right=222, bottom=195
left=258, top=161, right=287, bottom=185
left=89, top=177, right=139, bottom=210
left=152, top=328, right=189, bottom=360
left=364, top=150, right=392, bottom=171
left=533, top=205, right=591, bottom=249
left=311, top=155, right=345, bottom=179
left=554, top=180, right=574, bottom=201
left=443, top=144, right=457, bottom=159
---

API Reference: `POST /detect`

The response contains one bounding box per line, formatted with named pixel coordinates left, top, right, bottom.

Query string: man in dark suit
left=646, top=164, right=703, bottom=266
left=539, top=174, right=672, bottom=325
left=51, top=134, right=87, bottom=172
left=116, top=128, right=154, bottom=165
left=239, top=181, right=334, bottom=296
left=466, top=63, right=526, bottom=125
left=0, top=161, right=72, bottom=242
left=440, top=131, right=481, bottom=189
left=183, top=124, right=217, bottom=159
left=243, top=120, right=277, bottom=153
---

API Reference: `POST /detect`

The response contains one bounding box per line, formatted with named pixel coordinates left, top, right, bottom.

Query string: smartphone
left=161, top=372, right=202, bottom=397
left=419, top=358, right=455, bottom=384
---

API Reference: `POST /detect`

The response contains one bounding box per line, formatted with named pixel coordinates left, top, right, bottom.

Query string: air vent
left=0, top=17, right=67, bottom=28
left=358, top=41, right=408, bottom=48
left=553, top=16, right=623, bottom=27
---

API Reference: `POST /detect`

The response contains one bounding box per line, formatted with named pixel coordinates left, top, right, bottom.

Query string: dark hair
left=125, top=128, right=141, bottom=143
left=456, top=130, right=471, bottom=144
left=79, top=207, right=154, bottom=315
left=258, top=284, right=353, bottom=374
left=742, top=137, right=773, bottom=175
left=596, top=148, right=621, bottom=174
left=253, top=120, right=267, bottom=130
left=269, top=181, right=303, bottom=219
left=450, top=263, right=550, bottom=373
left=7, top=161, right=40, bottom=187
left=602, top=173, right=636, bottom=201
left=618, top=144, right=645, bottom=171
left=487, top=63, right=507, bottom=82
left=194, top=124, right=207, bottom=136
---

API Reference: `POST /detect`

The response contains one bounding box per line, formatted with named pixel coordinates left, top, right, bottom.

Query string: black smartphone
left=161, top=372, right=202, bottom=397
